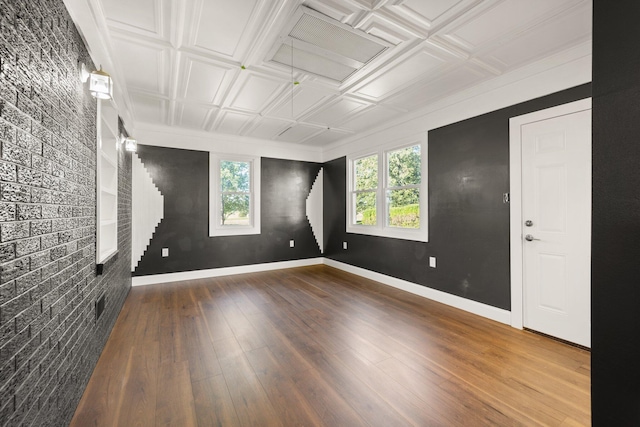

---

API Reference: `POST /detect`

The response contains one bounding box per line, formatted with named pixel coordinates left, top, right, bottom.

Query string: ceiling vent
left=267, top=6, right=390, bottom=83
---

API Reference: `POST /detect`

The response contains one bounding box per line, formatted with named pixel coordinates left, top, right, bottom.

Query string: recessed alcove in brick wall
left=0, top=1, right=132, bottom=426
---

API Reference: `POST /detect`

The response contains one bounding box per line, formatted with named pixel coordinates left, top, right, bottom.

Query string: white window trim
left=209, top=153, right=261, bottom=237
left=346, top=138, right=428, bottom=242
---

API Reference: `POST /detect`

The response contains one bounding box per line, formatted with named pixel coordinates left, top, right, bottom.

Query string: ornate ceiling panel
left=84, top=0, right=591, bottom=147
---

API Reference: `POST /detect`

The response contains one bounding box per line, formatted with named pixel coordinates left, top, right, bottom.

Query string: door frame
left=508, top=98, right=592, bottom=330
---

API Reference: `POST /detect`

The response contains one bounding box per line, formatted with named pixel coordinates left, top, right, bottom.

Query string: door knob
left=525, top=220, right=533, bottom=227
left=525, top=234, right=540, bottom=241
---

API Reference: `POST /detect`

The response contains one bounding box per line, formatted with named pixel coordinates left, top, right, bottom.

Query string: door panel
left=521, top=109, right=591, bottom=347
left=538, top=253, right=567, bottom=313
left=536, top=164, right=566, bottom=232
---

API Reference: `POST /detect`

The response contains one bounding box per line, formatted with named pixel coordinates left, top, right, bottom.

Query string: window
left=386, top=145, right=421, bottom=229
left=96, top=99, right=119, bottom=263
left=209, top=154, right=260, bottom=236
left=353, top=154, right=378, bottom=226
left=347, top=141, right=427, bottom=242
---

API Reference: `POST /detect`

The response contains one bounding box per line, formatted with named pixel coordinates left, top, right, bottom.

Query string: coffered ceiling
left=69, top=0, right=592, bottom=147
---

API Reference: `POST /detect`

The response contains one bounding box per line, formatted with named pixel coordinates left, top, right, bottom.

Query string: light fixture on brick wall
left=120, top=135, right=137, bottom=152
left=80, top=63, right=113, bottom=100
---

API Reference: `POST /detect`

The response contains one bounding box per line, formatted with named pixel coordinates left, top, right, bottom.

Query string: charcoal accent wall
left=0, top=1, right=132, bottom=426
left=592, top=1, right=640, bottom=424
left=324, top=83, right=591, bottom=310
left=133, top=145, right=322, bottom=276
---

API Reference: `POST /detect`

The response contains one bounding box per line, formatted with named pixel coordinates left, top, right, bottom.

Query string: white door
left=519, top=107, right=591, bottom=347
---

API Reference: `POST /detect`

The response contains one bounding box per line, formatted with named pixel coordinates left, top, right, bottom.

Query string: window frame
left=346, top=139, right=428, bottom=242
left=209, top=153, right=261, bottom=237
left=351, top=153, right=379, bottom=227
left=96, top=98, right=119, bottom=264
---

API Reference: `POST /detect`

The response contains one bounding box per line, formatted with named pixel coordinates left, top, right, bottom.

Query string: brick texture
left=0, top=1, right=132, bottom=426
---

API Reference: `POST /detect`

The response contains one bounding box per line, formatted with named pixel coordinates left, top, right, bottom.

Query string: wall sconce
left=120, top=135, right=137, bottom=152
left=80, top=63, right=113, bottom=100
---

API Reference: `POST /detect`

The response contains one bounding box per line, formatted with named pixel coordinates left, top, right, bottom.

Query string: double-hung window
left=209, top=154, right=261, bottom=236
left=353, top=154, right=378, bottom=226
left=347, top=141, right=427, bottom=242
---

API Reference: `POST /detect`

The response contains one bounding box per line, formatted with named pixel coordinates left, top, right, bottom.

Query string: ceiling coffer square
left=267, top=6, right=391, bottom=83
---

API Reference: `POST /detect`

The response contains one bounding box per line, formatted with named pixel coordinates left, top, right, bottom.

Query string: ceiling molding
left=63, top=0, right=137, bottom=132
left=65, top=0, right=592, bottom=148
left=135, top=122, right=324, bottom=163
left=103, top=0, right=169, bottom=40
left=322, top=40, right=592, bottom=161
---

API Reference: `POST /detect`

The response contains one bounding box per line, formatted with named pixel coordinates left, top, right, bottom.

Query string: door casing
left=508, top=98, right=592, bottom=330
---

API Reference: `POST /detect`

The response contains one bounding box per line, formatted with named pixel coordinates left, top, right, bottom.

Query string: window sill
left=209, top=226, right=261, bottom=237
left=347, top=225, right=428, bottom=243
left=96, top=249, right=118, bottom=275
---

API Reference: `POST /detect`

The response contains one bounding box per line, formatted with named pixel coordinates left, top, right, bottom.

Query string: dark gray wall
left=0, top=1, right=132, bottom=425
left=324, top=84, right=591, bottom=310
left=592, top=1, right=640, bottom=424
left=133, top=145, right=322, bottom=276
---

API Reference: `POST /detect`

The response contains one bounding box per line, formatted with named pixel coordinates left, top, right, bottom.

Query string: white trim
left=132, top=258, right=324, bottom=286
left=209, top=154, right=261, bottom=237
left=346, top=139, right=429, bottom=242
left=324, top=259, right=511, bottom=325
left=63, top=0, right=136, bottom=132
left=508, top=98, right=592, bottom=330
left=323, top=42, right=591, bottom=163
left=135, top=123, right=322, bottom=163
left=132, top=256, right=510, bottom=324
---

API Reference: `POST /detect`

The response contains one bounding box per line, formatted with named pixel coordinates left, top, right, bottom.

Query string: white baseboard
left=323, top=259, right=511, bottom=325
left=131, top=258, right=324, bottom=286
left=131, top=257, right=511, bottom=326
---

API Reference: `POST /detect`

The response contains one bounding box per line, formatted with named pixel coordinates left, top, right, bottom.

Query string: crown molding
left=64, top=0, right=137, bottom=133
left=135, top=122, right=323, bottom=162
left=322, top=40, right=592, bottom=162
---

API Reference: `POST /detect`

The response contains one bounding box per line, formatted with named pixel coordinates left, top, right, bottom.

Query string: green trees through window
left=220, top=160, right=250, bottom=226
left=352, top=144, right=421, bottom=229
left=210, top=154, right=260, bottom=237
left=387, top=145, right=420, bottom=228
left=354, top=154, right=378, bottom=225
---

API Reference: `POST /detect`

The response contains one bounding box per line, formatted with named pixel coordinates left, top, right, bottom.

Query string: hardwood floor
left=70, top=265, right=590, bottom=427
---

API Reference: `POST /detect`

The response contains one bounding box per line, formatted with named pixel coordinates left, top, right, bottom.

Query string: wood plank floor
left=70, top=265, right=590, bottom=427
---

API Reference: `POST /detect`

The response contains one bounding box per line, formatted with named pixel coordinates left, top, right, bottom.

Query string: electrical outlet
left=162, top=248, right=169, bottom=257
left=343, top=241, right=348, bottom=250
left=289, top=240, right=295, bottom=248
left=429, top=256, right=436, bottom=268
